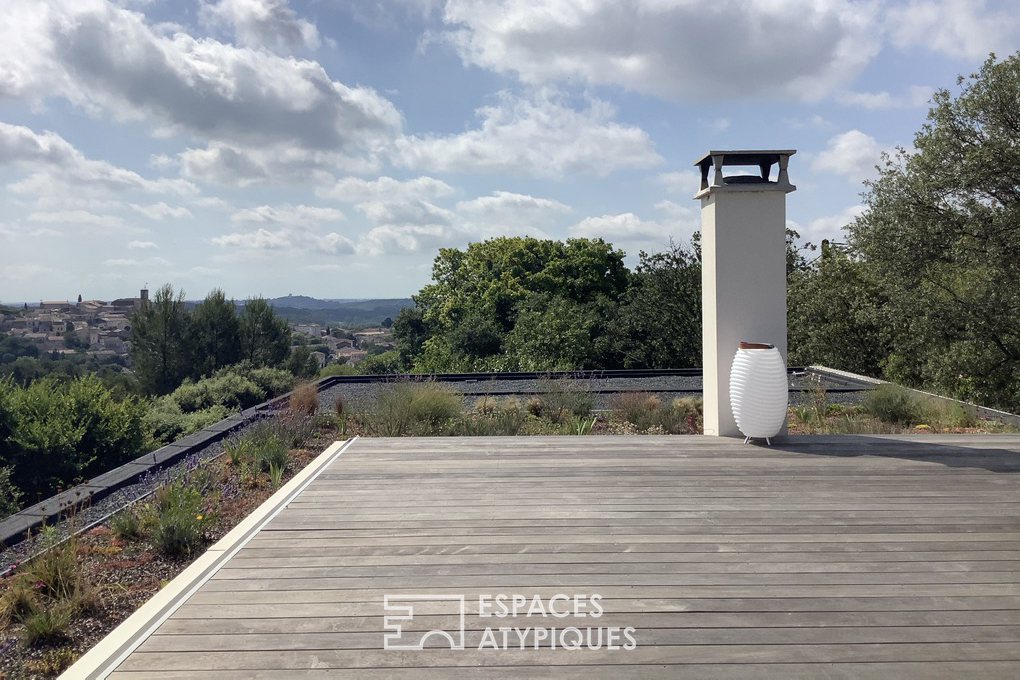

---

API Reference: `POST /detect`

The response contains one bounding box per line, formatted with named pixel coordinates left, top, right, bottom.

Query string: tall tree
left=190, top=289, right=241, bottom=378
left=617, top=241, right=702, bottom=369
left=787, top=251, right=891, bottom=377
left=238, top=297, right=290, bottom=367
left=848, top=52, right=1020, bottom=408
left=129, top=284, right=191, bottom=395
left=401, top=237, right=629, bottom=371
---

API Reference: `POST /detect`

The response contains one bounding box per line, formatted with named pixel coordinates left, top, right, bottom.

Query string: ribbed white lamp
left=729, top=341, right=787, bottom=444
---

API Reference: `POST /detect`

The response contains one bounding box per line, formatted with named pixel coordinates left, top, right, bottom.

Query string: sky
left=1, top=0, right=1018, bottom=303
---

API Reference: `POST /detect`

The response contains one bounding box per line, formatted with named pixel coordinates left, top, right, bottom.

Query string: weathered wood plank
left=155, top=609, right=1020, bottom=635
left=103, top=661, right=1020, bottom=680
left=113, top=642, right=1020, bottom=671
left=175, top=594, right=1020, bottom=614
left=137, top=625, right=1020, bottom=652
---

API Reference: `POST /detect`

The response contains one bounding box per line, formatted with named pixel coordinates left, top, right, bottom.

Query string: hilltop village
left=0, top=289, right=393, bottom=368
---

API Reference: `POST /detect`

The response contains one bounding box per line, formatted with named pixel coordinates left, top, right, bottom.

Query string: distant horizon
left=2, top=294, right=414, bottom=308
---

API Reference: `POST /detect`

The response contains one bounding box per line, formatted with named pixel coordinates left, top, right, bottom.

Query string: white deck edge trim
left=809, top=365, right=1020, bottom=423
left=61, top=436, right=359, bottom=680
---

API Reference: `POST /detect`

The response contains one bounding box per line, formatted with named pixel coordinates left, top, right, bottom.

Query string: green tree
left=400, top=237, right=629, bottom=371
left=238, top=297, right=290, bottom=367
left=0, top=334, right=40, bottom=363
left=848, top=52, right=1020, bottom=408
left=285, top=344, right=320, bottom=379
left=130, top=284, right=192, bottom=395
left=358, top=350, right=403, bottom=375
left=787, top=251, right=891, bottom=377
left=190, top=289, right=241, bottom=378
left=617, top=241, right=702, bottom=369
left=503, top=295, right=622, bottom=371
left=392, top=307, right=427, bottom=370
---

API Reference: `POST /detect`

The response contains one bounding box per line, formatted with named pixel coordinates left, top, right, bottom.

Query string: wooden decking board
left=94, top=435, right=1020, bottom=678
left=177, top=595, right=1020, bottom=614
left=155, top=609, right=1020, bottom=634
left=135, top=626, right=1020, bottom=652
left=101, top=661, right=1020, bottom=680
left=111, top=642, right=1020, bottom=670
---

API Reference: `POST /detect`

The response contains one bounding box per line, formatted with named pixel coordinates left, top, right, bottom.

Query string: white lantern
left=729, top=342, right=787, bottom=444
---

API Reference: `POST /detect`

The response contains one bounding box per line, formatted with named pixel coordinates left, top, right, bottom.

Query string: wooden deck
left=85, top=435, right=1020, bottom=678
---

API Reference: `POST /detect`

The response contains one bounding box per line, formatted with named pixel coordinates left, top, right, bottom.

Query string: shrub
left=0, top=465, right=21, bottom=517
left=864, top=384, right=922, bottom=426
left=4, top=375, right=147, bottom=501
left=289, top=382, right=319, bottom=417
left=473, top=395, right=496, bottom=415
left=144, top=399, right=230, bottom=445
left=611, top=392, right=660, bottom=429
left=525, top=397, right=544, bottom=417
left=920, top=398, right=979, bottom=431
left=268, top=462, right=285, bottom=489
left=536, top=379, right=594, bottom=424
left=110, top=507, right=145, bottom=540
left=320, top=363, right=358, bottom=377
left=170, top=373, right=265, bottom=412
left=362, top=382, right=461, bottom=436
left=182, top=405, right=231, bottom=433
left=211, top=363, right=295, bottom=399
left=151, top=477, right=207, bottom=558
left=0, top=575, right=40, bottom=629
left=20, top=602, right=74, bottom=645
left=450, top=405, right=527, bottom=436
left=242, top=419, right=299, bottom=471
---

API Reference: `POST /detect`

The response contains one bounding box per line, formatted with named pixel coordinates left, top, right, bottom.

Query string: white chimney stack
left=694, top=150, right=796, bottom=437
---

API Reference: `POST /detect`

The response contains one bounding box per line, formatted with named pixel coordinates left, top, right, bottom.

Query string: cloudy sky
left=1, top=0, right=1017, bottom=302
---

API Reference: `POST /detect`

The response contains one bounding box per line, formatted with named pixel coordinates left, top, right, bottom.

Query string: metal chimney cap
left=692, top=150, right=796, bottom=169
left=693, top=149, right=796, bottom=198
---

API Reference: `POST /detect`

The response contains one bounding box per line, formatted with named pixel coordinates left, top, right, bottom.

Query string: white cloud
left=27, top=210, right=125, bottom=229
left=128, top=240, right=158, bottom=249
left=130, top=202, right=193, bottom=219
left=229, top=204, right=346, bottom=226
left=836, top=85, right=934, bottom=110
left=320, top=175, right=454, bottom=204
left=886, top=0, right=1020, bottom=60
left=810, top=130, right=886, bottom=182
left=804, top=204, right=866, bottom=240
left=200, top=0, right=320, bottom=53
left=356, top=224, right=453, bottom=256
left=1, top=0, right=401, bottom=155
left=212, top=226, right=355, bottom=255
left=658, top=170, right=702, bottom=196
left=102, top=256, right=171, bottom=267
left=0, top=122, right=197, bottom=197
left=319, top=175, right=455, bottom=225
left=177, top=142, right=381, bottom=187
left=343, top=188, right=572, bottom=255
left=439, top=0, right=879, bottom=101
left=394, top=90, right=661, bottom=177
left=456, top=191, right=570, bottom=219
left=569, top=204, right=697, bottom=249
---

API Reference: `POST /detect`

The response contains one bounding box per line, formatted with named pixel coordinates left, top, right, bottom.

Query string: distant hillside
left=268, top=298, right=412, bottom=327
left=265, top=295, right=367, bottom=310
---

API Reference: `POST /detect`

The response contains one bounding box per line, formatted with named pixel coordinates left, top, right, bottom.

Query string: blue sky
left=1, top=0, right=1017, bottom=302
